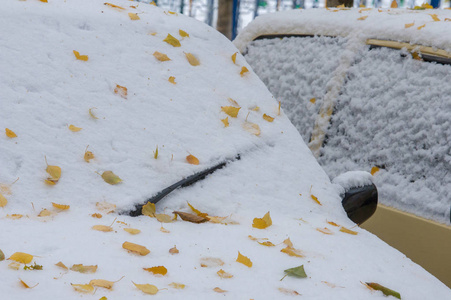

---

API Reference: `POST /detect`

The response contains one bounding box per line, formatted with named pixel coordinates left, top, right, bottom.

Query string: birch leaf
left=236, top=252, right=252, bottom=267
left=133, top=282, right=159, bottom=295
left=52, top=202, right=70, bottom=210
left=20, top=279, right=38, bottom=289
left=258, top=241, right=275, bottom=247
left=263, top=114, right=274, bottom=122
left=9, top=262, right=20, bottom=270
left=169, top=246, right=179, bottom=254
left=187, top=202, right=208, bottom=217
left=221, top=106, right=240, bottom=118
left=143, top=266, right=167, bottom=276
left=429, top=14, right=440, bottom=21
left=169, top=282, right=185, bottom=289
left=283, top=265, right=307, bottom=279
left=283, top=238, right=294, bottom=248
left=96, top=201, right=116, bottom=213
left=281, top=246, right=304, bottom=258
left=128, top=13, right=140, bottom=20
left=90, top=279, right=115, bottom=289
left=101, top=171, right=122, bottom=185
left=124, top=228, right=141, bottom=235
left=153, top=51, right=171, bottom=61
left=371, top=166, right=380, bottom=175
left=89, top=107, right=99, bottom=119
left=231, top=52, right=237, bottom=64
left=168, top=76, right=176, bottom=84
left=186, top=154, right=200, bottom=165
left=84, top=147, right=95, bottom=162
left=104, top=2, right=125, bottom=10
left=73, top=50, right=89, bottom=61
left=5, top=128, right=17, bottom=138
left=38, top=209, right=53, bottom=217
left=9, top=252, right=33, bottom=264
left=164, top=34, right=181, bottom=47
left=0, top=193, right=7, bottom=207
left=114, top=84, right=128, bottom=99
left=417, top=24, right=426, bottom=30
left=365, top=282, right=401, bottom=299
left=221, top=117, right=229, bottom=127
left=252, top=211, right=272, bottom=229
left=217, top=269, right=233, bottom=278
left=55, top=261, right=68, bottom=270
left=311, top=194, right=322, bottom=205
left=279, top=287, right=301, bottom=296
left=405, top=22, right=415, bottom=28
left=142, top=202, right=156, bottom=217
left=92, top=225, right=113, bottom=232
left=122, top=241, right=150, bottom=256
left=240, top=66, right=249, bottom=76
left=173, top=211, right=208, bottom=223
left=327, top=221, right=340, bottom=227
left=340, top=226, right=358, bottom=235
left=70, top=264, right=98, bottom=273
left=156, top=213, right=173, bottom=223
left=213, top=287, right=227, bottom=293
left=6, top=214, right=23, bottom=219
left=45, top=160, right=61, bottom=185
left=68, top=125, right=82, bottom=132
left=179, top=29, right=189, bottom=37
left=242, top=122, right=261, bottom=136
left=185, top=52, right=200, bottom=66
left=71, top=283, right=94, bottom=293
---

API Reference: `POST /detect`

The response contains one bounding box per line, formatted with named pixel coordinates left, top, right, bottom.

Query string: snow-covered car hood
left=0, top=1, right=449, bottom=298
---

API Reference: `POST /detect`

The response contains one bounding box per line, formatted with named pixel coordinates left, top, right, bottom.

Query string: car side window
left=245, top=35, right=347, bottom=142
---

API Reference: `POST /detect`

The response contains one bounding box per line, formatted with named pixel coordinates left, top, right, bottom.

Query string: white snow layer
left=237, top=9, right=451, bottom=224
left=0, top=1, right=450, bottom=299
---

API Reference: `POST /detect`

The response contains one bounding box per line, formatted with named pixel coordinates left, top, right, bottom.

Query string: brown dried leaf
left=169, top=246, right=179, bottom=254
left=173, top=211, right=208, bottom=223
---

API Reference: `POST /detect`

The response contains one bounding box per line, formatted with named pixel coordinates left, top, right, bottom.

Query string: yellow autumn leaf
left=217, top=269, right=233, bottom=278
left=9, top=262, right=20, bottom=270
left=104, top=2, right=125, bottom=10
left=143, top=266, right=168, bottom=276
left=20, top=279, right=38, bottom=289
left=133, top=282, right=159, bottom=295
left=169, top=282, right=185, bottom=289
left=70, top=264, right=98, bottom=273
left=91, top=213, right=102, bottom=218
left=114, top=84, right=128, bottom=99
left=55, top=261, right=68, bottom=270
left=236, top=252, right=252, bottom=267
left=6, top=214, right=23, bottom=219
left=52, top=202, right=70, bottom=210
left=0, top=193, right=7, bottom=207
left=240, top=66, right=249, bottom=76
left=187, top=202, right=208, bottom=217
left=221, top=117, right=229, bottom=127
left=160, top=226, right=170, bottom=233
left=252, top=211, right=272, bottom=229
left=88, top=107, right=99, bottom=119
left=221, top=106, right=240, bottom=118
left=179, top=29, right=189, bottom=37
left=45, top=159, right=61, bottom=185
left=84, top=146, right=94, bottom=163
left=89, top=279, right=115, bottom=289
left=142, top=202, right=156, bottom=217
left=122, top=241, right=150, bottom=256
left=38, top=209, right=53, bottom=217
left=186, top=154, right=200, bottom=165
left=185, top=52, right=200, bottom=66
left=371, top=166, right=380, bottom=175
left=311, top=194, right=322, bottom=205
left=231, top=52, right=237, bottom=64
left=68, top=125, right=82, bottom=132
left=169, top=246, right=179, bottom=254
left=278, top=101, right=281, bottom=115
left=281, top=246, right=304, bottom=258
left=242, top=122, right=261, bottom=136
left=153, top=51, right=171, bottom=61
left=340, top=226, right=358, bottom=235
left=168, top=76, right=176, bottom=84
left=263, top=114, right=274, bottom=122
left=164, top=34, right=181, bottom=47
left=9, top=252, right=33, bottom=264
left=200, top=257, right=224, bottom=268
left=405, top=22, right=415, bottom=28
left=128, top=12, right=140, bottom=20
left=317, top=227, right=333, bottom=235
left=101, top=171, right=122, bottom=185
left=5, top=128, right=17, bottom=138
left=153, top=145, right=159, bottom=159
left=73, top=50, right=88, bottom=61
left=417, top=24, right=426, bottom=30
left=327, top=221, right=340, bottom=227
left=390, top=0, right=398, bottom=8
left=429, top=14, right=440, bottom=22
left=39, top=0, right=48, bottom=3
left=71, top=283, right=94, bottom=293
left=92, top=225, right=113, bottom=232
left=124, top=228, right=141, bottom=235
left=357, top=16, right=368, bottom=21
left=258, top=241, right=276, bottom=247
left=310, top=98, right=316, bottom=104
left=283, top=237, right=294, bottom=248
left=156, top=213, right=173, bottom=223
left=213, top=287, right=227, bottom=293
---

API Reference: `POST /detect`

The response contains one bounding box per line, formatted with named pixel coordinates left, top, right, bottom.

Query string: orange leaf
left=186, top=154, right=199, bottom=165
left=327, top=221, right=340, bottom=227
left=73, top=50, right=88, bottom=61
left=143, top=266, right=167, bottom=276
left=371, top=166, right=380, bottom=175
left=5, top=128, right=17, bottom=138
left=390, top=0, right=398, bottom=8
left=240, top=66, right=249, bottom=77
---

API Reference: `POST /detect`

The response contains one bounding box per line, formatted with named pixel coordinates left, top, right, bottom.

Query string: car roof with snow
left=1, top=1, right=450, bottom=298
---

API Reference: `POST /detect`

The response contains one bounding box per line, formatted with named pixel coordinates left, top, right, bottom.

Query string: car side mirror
left=333, top=171, right=378, bottom=225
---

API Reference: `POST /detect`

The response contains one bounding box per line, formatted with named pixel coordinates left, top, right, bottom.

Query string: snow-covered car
left=1, top=1, right=450, bottom=298
left=235, top=7, right=451, bottom=288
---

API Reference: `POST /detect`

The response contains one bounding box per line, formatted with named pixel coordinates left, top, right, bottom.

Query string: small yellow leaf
left=340, top=226, right=358, bottom=235
left=73, top=50, right=88, bottom=61
left=357, top=16, right=368, bottom=21
left=169, top=246, right=179, bottom=254
left=169, top=282, right=185, bottom=289
left=213, top=287, right=227, bottom=293
left=0, top=193, right=7, bottom=207
left=371, top=166, right=380, bottom=175
left=90, top=279, right=115, bottom=289
left=153, top=145, right=159, bottom=159
left=6, top=214, right=23, bottom=219
left=104, top=2, right=125, bottom=10
left=68, top=124, right=82, bottom=132
left=390, top=0, right=398, bottom=8
left=133, top=282, right=159, bottom=295
left=45, top=162, right=61, bottom=184
left=164, top=34, right=181, bottom=47
left=200, top=257, right=224, bottom=268
left=153, top=51, right=171, bottom=61
left=258, top=241, right=276, bottom=247
left=143, top=266, right=167, bottom=276
left=231, top=52, right=237, bottom=64
left=92, top=213, right=102, bottom=218
left=20, top=279, right=38, bottom=289
left=311, top=194, right=322, bottom=205
left=186, top=154, right=200, bottom=165
left=38, top=209, right=53, bottom=217
left=128, top=12, right=140, bottom=20
left=70, top=264, right=98, bottom=273
left=124, top=228, right=141, bottom=235
left=310, top=98, right=316, bottom=104
left=429, top=14, right=440, bottom=22
left=39, top=0, right=48, bottom=2
left=5, top=128, right=17, bottom=138
left=281, top=246, right=304, bottom=258
left=240, top=66, right=249, bottom=76
left=71, top=283, right=94, bottom=293
left=263, top=114, right=274, bottom=122
left=283, top=238, right=294, bottom=248
left=221, top=106, right=241, bottom=118
left=278, top=101, right=281, bottom=115
left=89, top=107, right=99, bottom=119
left=236, top=252, right=252, bottom=267
left=114, top=84, right=128, bottom=99
left=179, top=29, right=189, bottom=37
left=187, top=202, right=208, bottom=217
left=122, top=241, right=150, bottom=256
left=217, top=269, right=233, bottom=278
left=317, top=227, right=333, bottom=235
left=327, top=221, right=340, bottom=227
left=405, top=22, right=415, bottom=28
left=142, top=202, right=156, bottom=217
left=417, top=24, right=426, bottom=30
left=185, top=52, right=200, bottom=66
left=55, top=261, right=68, bottom=270
left=221, top=117, right=229, bottom=127
left=92, top=225, right=113, bottom=232
left=52, top=202, right=70, bottom=210
left=252, top=211, right=272, bottom=229
left=242, top=122, right=261, bottom=136
left=156, top=213, right=173, bottom=223
left=160, top=226, right=170, bottom=233
left=84, top=148, right=95, bottom=163
left=9, top=252, right=33, bottom=264
left=101, top=171, right=122, bottom=185
left=168, top=76, right=176, bottom=84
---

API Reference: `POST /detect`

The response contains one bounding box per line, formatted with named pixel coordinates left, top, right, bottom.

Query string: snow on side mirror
left=333, top=171, right=378, bottom=225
